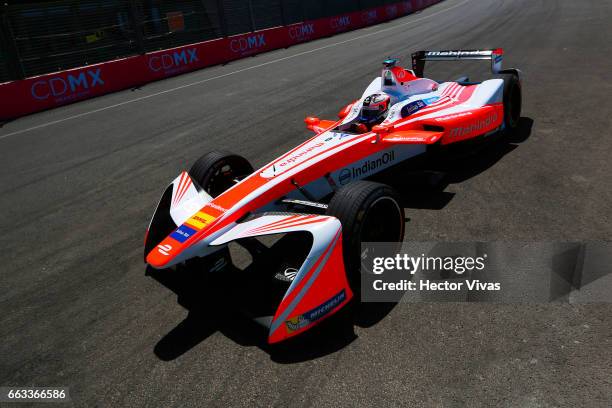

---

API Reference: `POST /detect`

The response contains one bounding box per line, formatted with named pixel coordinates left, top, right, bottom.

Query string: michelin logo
left=286, top=289, right=346, bottom=333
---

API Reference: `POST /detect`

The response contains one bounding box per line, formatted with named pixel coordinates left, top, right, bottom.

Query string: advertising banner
left=0, top=0, right=442, bottom=120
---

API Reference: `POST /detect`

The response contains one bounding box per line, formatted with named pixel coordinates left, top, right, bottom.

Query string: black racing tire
left=189, top=151, right=254, bottom=197
left=496, top=73, right=522, bottom=135
left=326, top=181, right=405, bottom=295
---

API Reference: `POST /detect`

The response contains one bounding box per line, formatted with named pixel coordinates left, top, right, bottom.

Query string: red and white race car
left=144, top=49, right=521, bottom=343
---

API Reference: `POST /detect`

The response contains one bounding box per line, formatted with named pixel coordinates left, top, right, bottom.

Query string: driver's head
left=360, top=93, right=391, bottom=124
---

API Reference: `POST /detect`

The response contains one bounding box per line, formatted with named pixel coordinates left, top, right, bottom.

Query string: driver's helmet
left=359, top=93, right=391, bottom=124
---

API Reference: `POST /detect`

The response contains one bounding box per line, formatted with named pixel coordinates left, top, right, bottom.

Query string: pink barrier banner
left=0, top=0, right=442, bottom=120
left=0, top=55, right=145, bottom=120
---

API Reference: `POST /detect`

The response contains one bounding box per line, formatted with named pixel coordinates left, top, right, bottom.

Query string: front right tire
left=326, top=181, right=405, bottom=295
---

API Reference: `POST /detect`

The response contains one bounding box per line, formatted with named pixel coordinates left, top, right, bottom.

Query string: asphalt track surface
left=1, top=0, right=612, bottom=406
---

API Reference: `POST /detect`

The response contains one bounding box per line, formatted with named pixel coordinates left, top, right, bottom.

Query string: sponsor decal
left=31, top=68, right=104, bottom=101
left=449, top=112, right=499, bottom=138
left=204, top=202, right=228, bottom=213
left=330, top=15, right=351, bottom=30
left=286, top=289, right=347, bottom=333
left=274, top=267, right=299, bottom=283
left=340, top=150, right=396, bottom=183
left=339, top=168, right=352, bottom=185
left=425, top=50, right=492, bottom=58
left=423, top=96, right=440, bottom=105
left=170, top=225, right=196, bottom=243
left=278, top=142, right=325, bottom=167
left=435, top=111, right=473, bottom=122
left=148, top=48, right=199, bottom=73
left=157, top=244, right=173, bottom=256
left=185, top=211, right=216, bottom=230
left=285, top=315, right=309, bottom=332
left=288, top=23, right=315, bottom=41
left=230, top=34, right=266, bottom=54
left=401, top=100, right=427, bottom=117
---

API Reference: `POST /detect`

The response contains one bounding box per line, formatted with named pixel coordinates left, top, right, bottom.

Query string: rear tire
left=189, top=151, right=254, bottom=197
left=326, top=181, right=405, bottom=296
left=496, top=73, right=522, bottom=135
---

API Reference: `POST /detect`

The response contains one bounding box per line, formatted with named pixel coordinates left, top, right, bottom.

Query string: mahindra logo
left=450, top=112, right=499, bottom=138
left=204, top=202, right=228, bottom=213
left=274, top=267, right=298, bottom=283
left=288, top=23, right=315, bottom=41
left=230, top=34, right=266, bottom=53
left=148, top=48, right=198, bottom=72
left=361, top=10, right=378, bottom=24
left=330, top=16, right=351, bottom=30
left=426, top=50, right=491, bottom=57
left=278, top=142, right=324, bottom=166
left=31, top=69, right=104, bottom=100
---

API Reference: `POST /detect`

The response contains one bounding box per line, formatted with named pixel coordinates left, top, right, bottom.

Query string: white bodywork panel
left=168, top=171, right=213, bottom=226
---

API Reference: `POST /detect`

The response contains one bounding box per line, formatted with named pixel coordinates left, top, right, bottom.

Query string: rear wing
left=411, top=49, right=507, bottom=78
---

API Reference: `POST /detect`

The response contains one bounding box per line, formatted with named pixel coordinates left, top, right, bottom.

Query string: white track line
left=0, top=0, right=470, bottom=141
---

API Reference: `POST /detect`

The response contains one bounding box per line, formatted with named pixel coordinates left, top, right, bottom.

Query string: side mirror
left=305, top=116, right=320, bottom=130
left=372, top=124, right=392, bottom=134
left=338, top=100, right=358, bottom=119
left=338, top=104, right=351, bottom=119
left=305, top=117, right=336, bottom=133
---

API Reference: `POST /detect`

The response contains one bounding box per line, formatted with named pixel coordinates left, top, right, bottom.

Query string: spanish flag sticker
left=185, top=211, right=216, bottom=230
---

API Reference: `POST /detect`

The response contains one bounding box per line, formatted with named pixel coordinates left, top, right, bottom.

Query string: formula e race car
left=144, top=49, right=521, bottom=344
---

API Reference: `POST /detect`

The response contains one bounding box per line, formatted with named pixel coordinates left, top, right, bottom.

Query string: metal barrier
left=139, top=0, right=223, bottom=51
left=0, top=29, right=10, bottom=83
left=4, top=1, right=139, bottom=78
left=0, top=0, right=413, bottom=81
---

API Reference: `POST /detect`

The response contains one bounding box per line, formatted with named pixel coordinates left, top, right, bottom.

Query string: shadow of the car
left=154, top=310, right=219, bottom=361
left=218, top=306, right=358, bottom=364
left=378, top=116, right=534, bottom=209
left=147, top=237, right=362, bottom=363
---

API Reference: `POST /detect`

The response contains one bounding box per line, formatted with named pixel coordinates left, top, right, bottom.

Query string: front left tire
left=189, top=151, right=254, bottom=197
